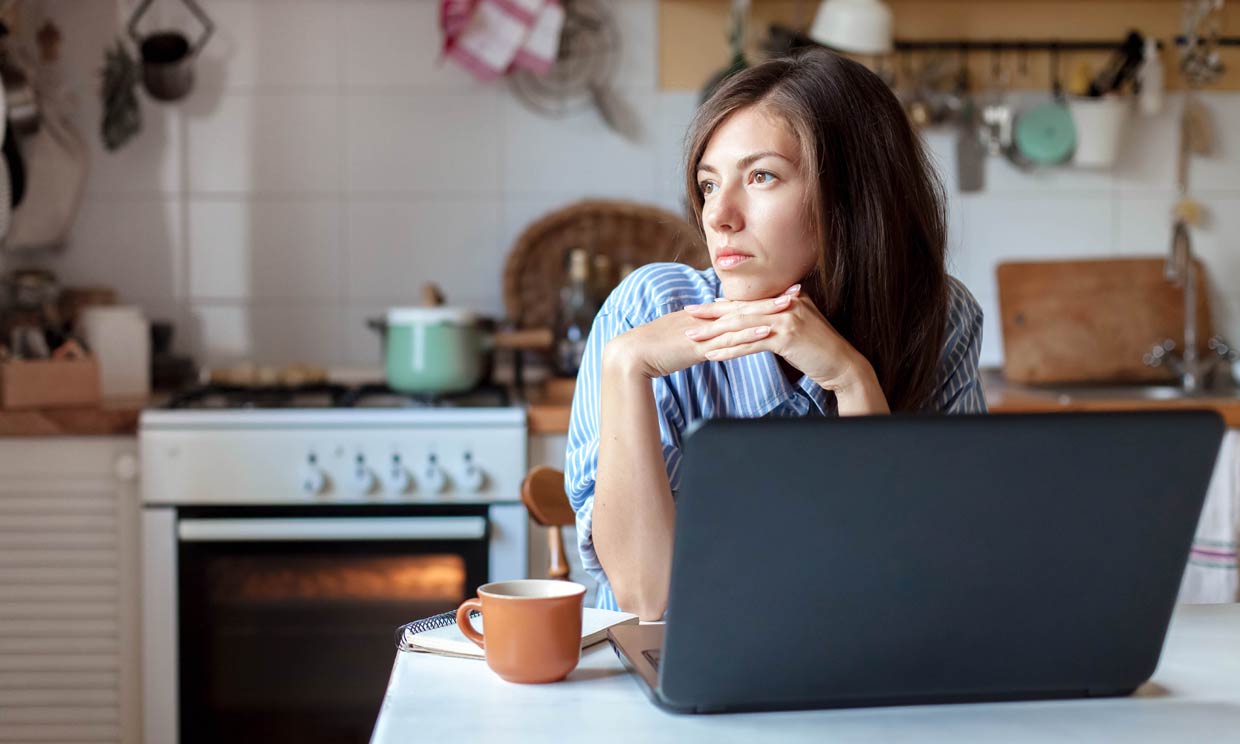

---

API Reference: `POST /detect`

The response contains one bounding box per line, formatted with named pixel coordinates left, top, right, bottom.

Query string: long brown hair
left=684, top=48, right=949, bottom=412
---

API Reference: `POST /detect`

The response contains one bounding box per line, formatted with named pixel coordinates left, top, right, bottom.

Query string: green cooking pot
left=383, top=308, right=485, bottom=395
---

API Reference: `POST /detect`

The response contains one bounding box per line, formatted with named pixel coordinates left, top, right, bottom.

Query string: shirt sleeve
left=564, top=307, right=685, bottom=601
left=936, top=286, right=988, bottom=414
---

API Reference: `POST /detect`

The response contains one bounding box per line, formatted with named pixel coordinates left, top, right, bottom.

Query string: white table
left=370, top=604, right=1240, bottom=743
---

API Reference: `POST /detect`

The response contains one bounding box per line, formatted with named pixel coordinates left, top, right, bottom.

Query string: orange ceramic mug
left=456, top=579, right=586, bottom=684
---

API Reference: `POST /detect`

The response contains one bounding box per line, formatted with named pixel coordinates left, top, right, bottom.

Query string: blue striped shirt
left=564, top=262, right=987, bottom=612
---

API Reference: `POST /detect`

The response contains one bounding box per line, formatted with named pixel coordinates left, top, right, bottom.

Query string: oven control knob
left=458, top=453, right=486, bottom=492
left=383, top=456, right=412, bottom=495
left=421, top=455, right=448, bottom=494
left=301, top=466, right=328, bottom=496
left=351, top=462, right=377, bottom=496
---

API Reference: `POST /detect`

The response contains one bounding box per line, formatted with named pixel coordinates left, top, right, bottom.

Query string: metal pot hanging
left=127, top=0, right=214, bottom=102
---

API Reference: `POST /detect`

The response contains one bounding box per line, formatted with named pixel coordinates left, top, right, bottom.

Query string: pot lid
left=1015, top=102, right=1077, bottom=165
left=387, top=307, right=477, bottom=325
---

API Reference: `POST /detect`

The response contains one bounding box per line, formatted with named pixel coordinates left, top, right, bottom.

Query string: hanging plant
left=100, top=38, right=141, bottom=151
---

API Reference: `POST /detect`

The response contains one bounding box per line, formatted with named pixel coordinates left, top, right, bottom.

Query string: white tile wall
left=12, top=1, right=1240, bottom=374
left=186, top=93, right=342, bottom=193
left=188, top=199, right=344, bottom=301
left=341, top=0, right=489, bottom=92
left=345, top=198, right=504, bottom=309
left=198, top=1, right=342, bottom=92
left=345, top=93, right=501, bottom=194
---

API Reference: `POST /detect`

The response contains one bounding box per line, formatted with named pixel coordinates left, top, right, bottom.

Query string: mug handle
left=456, top=598, right=485, bottom=649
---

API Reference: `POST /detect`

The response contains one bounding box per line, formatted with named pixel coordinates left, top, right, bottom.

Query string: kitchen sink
left=1023, top=382, right=1240, bottom=402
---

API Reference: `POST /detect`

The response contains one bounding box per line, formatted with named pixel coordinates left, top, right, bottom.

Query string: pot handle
left=128, top=0, right=216, bottom=56
left=491, top=328, right=554, bottom=352
left=366, top=317, right=388, bottom=336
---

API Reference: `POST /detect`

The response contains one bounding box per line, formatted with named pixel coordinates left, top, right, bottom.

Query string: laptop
left=608, top=410, right=1225, bottom=714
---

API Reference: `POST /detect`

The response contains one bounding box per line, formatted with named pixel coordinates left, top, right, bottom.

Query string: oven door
left=145, top=504, right=511, bottom=744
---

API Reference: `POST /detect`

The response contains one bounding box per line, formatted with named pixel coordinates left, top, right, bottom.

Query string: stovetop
left=162, top=382, right=513, bottom=410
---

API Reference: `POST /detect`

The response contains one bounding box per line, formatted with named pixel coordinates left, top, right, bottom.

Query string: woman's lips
left=715, top=252, right=753, bottom=270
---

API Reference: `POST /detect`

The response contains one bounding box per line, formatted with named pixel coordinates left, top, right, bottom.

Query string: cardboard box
left=0, top=357, right=102, bottom=409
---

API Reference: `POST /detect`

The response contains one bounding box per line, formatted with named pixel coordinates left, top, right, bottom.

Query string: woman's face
left=696, top=105, right=818, bottom=301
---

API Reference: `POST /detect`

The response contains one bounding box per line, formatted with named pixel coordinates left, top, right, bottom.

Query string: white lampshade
left=809, top=0, right=893, bottom=55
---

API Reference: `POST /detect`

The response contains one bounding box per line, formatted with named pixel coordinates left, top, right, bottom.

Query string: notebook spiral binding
left=394, top=609, right=482, bottom=652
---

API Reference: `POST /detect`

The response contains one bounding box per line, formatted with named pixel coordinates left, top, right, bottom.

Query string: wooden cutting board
left=996, top=257, right=1212, bottom=384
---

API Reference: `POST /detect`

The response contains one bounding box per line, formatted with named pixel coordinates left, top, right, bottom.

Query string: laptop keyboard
left=642, top=649, right=661, bottom=671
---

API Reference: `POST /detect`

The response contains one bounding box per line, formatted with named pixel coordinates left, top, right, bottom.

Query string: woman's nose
left=704, top=184, right=744, bottom=234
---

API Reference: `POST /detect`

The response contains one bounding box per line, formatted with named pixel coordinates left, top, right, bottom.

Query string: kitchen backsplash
left=9, top=0, right=1240, bottom=371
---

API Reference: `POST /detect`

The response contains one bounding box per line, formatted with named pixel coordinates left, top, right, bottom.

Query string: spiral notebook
left=395, top=606, right=639, bottom=660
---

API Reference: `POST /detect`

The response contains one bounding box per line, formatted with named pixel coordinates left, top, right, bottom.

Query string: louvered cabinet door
left=0, top=438, right=140, bottom=744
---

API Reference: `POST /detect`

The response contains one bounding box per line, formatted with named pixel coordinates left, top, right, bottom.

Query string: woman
left=565, top=49, right=986, bottom=621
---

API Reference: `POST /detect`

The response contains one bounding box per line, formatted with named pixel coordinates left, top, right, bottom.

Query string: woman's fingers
left=685, top=293, right=795, bottom=320
left=697, top=325, right=772, bottom=357
left=682, top=301, right=732, bottom=319
left=684, top=295, right=796, bottom=340
left=703, top=334, right=772, bottom=361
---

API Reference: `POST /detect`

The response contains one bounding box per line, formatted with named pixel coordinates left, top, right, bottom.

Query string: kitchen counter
left=525, top=370, right=1240, bottom=433
left=371, top=603, right=1240, bottom=743
left=981, top=371, right=1240, bottom=426
left=0, top=397, right=146, bottom=436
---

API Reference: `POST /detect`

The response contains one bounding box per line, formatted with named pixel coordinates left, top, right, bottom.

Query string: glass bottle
left=590, top=253, right=614, bottom=307
left=554, top=248, right=598, bottom=377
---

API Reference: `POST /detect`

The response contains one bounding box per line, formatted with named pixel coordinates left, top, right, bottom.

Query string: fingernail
left=683, top=304, right=700, bottom=311
left=774, top=295, right=791, bottom=307
left=714, top=297, right=728, bottom=303
left=753, top=325, right=770, bottom=337
left=684, top=328, right=700, bottom=339
left=782, top=284, right=801, bottom=296
left=705, top=350, right=721, bottom=360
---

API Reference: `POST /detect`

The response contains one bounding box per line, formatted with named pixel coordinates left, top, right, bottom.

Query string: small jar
left=78, top=306, right=151, bottom=398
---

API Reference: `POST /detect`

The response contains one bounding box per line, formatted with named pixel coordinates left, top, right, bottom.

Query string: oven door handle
left=177, top=516, right=488, bottom=542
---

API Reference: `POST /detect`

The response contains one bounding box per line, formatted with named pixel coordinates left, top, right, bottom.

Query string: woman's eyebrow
left=697, top=150, right=792, bottom=174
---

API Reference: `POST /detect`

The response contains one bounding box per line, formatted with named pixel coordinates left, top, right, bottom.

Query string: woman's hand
left=603, top=308, right=717, bottom=380
left=683, top=285, right=889, bottom=412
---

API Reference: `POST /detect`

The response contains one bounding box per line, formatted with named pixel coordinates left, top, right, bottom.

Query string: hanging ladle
left=127, top=0, right=214, bottom=102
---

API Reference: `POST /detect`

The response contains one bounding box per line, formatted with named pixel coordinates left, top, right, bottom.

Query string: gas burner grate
left=163, top=382, right=512, bottom=409
left=338, top=383, right=512, bottom=408
left=163, top=383, right=350, bottom=409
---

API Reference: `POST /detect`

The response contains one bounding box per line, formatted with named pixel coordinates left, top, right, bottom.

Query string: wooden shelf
left=659, top=0, right=1240, bottom=91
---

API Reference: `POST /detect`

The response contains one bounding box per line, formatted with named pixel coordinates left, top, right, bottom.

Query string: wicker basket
left=502, top=199, right=709, bottom=330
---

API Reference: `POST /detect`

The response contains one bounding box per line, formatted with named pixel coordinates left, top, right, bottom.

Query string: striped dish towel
left=1179, top=430, right=1239, bottom=603
left=441, top=0, right=564, bottom=81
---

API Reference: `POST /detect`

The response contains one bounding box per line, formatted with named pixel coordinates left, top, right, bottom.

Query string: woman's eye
left=753, top=170, right=777, bottom=185
left=698, top=181, right=716, bottom=195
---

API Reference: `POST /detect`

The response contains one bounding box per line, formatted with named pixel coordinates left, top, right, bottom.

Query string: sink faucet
left=1156, top=219, right=1202, bottom=392
left=1143, top=220, right=1234, bottom=392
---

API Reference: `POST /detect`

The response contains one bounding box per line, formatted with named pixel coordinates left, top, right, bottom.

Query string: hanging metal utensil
left=954, top=50, right=986, bottom=193
left=1180, top=0, right=1226, bottom=86
left=127, top=0, right=214, bottom=102
left=980, top=45, right=1013, bottom=156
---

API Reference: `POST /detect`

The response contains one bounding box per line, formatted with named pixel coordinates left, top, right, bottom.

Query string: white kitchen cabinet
left=0, top=437, right=140, bottom=744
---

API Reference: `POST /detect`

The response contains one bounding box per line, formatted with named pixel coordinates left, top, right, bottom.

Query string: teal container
left=385, top=308, right=485, bottom=394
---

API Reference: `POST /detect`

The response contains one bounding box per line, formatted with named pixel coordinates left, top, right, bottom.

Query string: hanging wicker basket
left=502, top=199, right=709, bottom=330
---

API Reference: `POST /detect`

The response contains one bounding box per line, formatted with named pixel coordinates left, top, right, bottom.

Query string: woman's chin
left=718, top=276, right=783, bottom=301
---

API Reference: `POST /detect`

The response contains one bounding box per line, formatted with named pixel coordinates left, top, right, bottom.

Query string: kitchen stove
left=139, top=381, right=529, bottom=744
